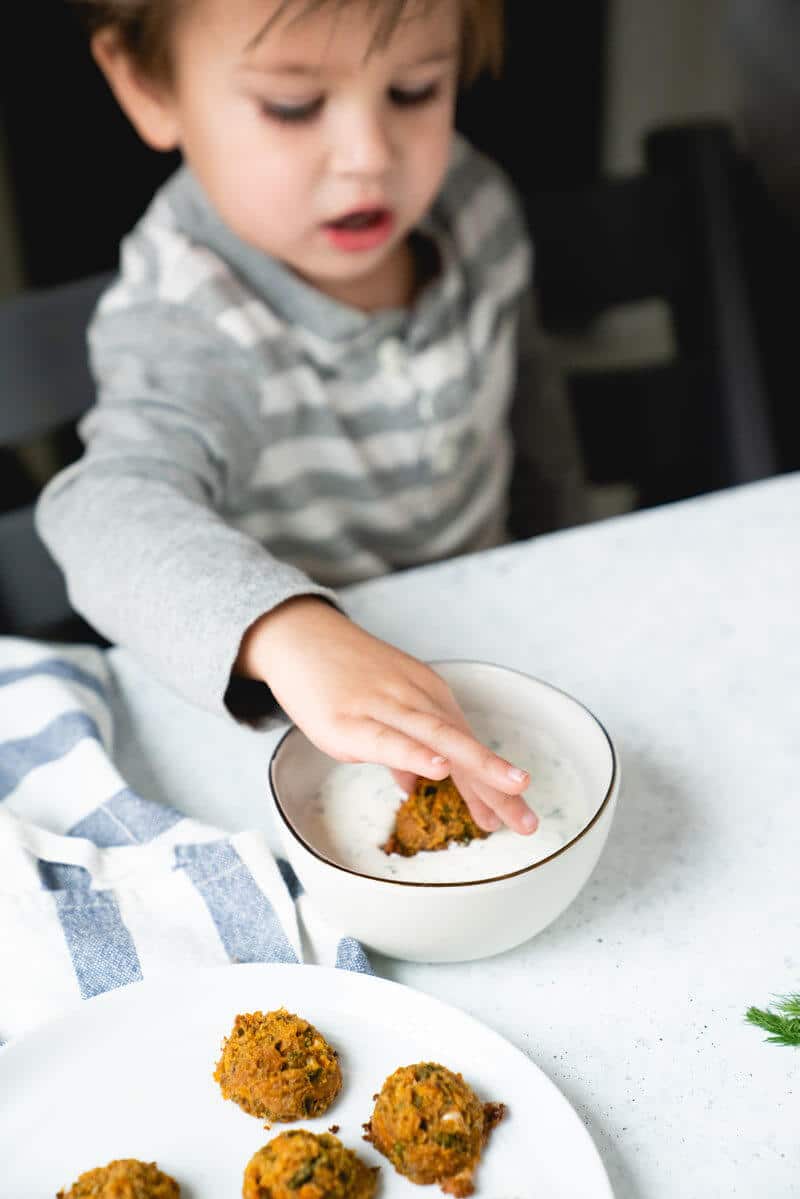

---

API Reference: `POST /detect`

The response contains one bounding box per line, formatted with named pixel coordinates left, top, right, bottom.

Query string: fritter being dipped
left=363, top=1062, right=504, bottom=1197
left=382, top=777, right=489, bottom=857
left=214, top=1008, right=341, bottom=1121
left=243, top=1130, right=378, bottom=1199
left=56, top=1158, right=179, bottom=1198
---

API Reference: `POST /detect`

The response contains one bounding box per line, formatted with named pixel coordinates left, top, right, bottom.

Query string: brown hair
left=70, top=0, right=503, bottom=84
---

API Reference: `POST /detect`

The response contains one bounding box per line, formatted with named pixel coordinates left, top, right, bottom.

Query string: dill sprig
left=745, top=994, right=800, bottom=1046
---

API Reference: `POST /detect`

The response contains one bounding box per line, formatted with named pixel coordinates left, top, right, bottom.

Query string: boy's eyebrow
left=241, top=47, right=459, bottom=76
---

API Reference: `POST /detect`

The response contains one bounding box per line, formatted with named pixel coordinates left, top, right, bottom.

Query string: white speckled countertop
left=110, top=475, right=800, bottom=1198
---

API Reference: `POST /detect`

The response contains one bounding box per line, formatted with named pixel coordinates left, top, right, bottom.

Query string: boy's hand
left=236, top=597, right=538, bottom=835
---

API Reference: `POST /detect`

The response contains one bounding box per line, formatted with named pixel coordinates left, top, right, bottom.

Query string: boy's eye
left=260, top=97, right=324, bottom=123
left=258, top=80, right=441, bottom=124
left=389, top=82, right=440, bottom=107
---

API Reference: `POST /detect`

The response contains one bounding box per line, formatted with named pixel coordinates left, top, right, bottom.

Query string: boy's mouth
left=325, top=206, right=391, bottom=230
left=322, top=207, right=395, bottom=252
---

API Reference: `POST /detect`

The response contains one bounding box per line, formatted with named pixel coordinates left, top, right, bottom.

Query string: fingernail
left=431, top=755, right=447, bottom=766
left=484, top=815, right=502, bottom=832
left=507, top=766, right=528, bottom=783
left=521, top=809, right=538, bottom=833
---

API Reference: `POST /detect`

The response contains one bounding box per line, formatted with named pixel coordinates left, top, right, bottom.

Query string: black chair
left=0, top=272, right=112, bottom=640
left=520, top=120, right=778, bottom=514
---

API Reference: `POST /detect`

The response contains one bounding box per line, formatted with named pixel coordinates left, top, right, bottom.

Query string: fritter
left=243, top=1130, right=378, bottom=1199
left=382, top=777, right=489, bottom=857
left=214, top=1008, right=342, bottom=1122
left=56, top=1158, right=179, bottom=1198
left=363, top=1062, right=504, bottom=1197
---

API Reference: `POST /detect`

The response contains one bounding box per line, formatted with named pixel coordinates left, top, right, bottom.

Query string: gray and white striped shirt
left=37, top=134, right=585, bottom=719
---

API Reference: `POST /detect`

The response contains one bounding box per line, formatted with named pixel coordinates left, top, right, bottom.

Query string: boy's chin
left=300, top=238, right=404, bottom=282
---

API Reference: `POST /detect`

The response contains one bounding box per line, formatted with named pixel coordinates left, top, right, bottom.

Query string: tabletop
left=108, top=474, right=800, bottom=1199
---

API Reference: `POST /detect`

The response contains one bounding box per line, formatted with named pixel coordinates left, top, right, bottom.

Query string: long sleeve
left=507, top=287, right=589, bottom=539
left=36, top=303, right=337, bottom=721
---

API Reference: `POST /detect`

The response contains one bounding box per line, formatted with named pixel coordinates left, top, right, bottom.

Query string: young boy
left=38, top=0, right=586, bottom=835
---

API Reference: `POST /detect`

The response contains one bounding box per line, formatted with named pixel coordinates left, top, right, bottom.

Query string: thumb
left=389, top=768, right=417, bottom=794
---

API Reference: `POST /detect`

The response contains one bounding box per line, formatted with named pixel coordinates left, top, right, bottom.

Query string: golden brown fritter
left=382, top=777, right=489, bottom=857
left=56, top=1158, right=179, bottom=1198
left=243, top=1130, right=378, bottom=1199
left=363, top=1062, right=505, bottom=1197
left=214, top=1008, right=342, bottom=1122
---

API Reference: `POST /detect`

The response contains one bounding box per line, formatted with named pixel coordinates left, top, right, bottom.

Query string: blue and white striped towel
left=0, top=637, right=370, bottom=1045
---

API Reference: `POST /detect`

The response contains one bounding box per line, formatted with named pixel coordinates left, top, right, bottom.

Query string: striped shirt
left=37, top=134, right=584, bottom=719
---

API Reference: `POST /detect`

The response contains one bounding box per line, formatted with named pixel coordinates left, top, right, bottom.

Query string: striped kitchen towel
left=0, top=637, right=370, bottom=1044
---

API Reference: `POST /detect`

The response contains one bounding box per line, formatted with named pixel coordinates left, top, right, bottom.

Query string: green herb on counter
left=745, top=994, right=800, bottom=1046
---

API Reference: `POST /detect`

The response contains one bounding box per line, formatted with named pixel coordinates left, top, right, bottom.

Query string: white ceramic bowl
left=269, top=661, right=619, bottom=963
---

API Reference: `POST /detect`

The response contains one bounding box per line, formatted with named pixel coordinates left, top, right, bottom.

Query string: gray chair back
left=0, top=272, right=113, bottom=639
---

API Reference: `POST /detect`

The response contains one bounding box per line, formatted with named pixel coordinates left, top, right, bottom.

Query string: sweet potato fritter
left=56, top=1158, right=179, bottom=1198
left=363, top=1062, right=504, bottom=1197
left=243, top=1130, right=378, bottom=1199
left=214, top=1008, right=342, bottom=1122
left=382, top=777, right=489, bottom=857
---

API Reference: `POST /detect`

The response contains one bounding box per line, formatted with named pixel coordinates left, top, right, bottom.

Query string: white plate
left=0, top=964, right=612, bottom=1198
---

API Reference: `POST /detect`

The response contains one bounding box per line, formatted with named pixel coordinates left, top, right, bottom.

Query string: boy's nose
left=330, top=108, right=393, bottom=178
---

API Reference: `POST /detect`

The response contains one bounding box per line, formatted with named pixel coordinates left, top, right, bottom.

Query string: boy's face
left=112, top=0, right=461, bottom=308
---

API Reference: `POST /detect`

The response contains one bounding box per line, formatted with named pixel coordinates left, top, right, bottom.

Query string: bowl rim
left=268, top=660, right=619, bottom=889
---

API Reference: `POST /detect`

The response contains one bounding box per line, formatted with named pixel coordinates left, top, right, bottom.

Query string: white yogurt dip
left=301, top=712, right=591, bottom=883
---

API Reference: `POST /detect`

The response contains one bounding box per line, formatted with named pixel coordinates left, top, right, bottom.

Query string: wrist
left=234, top=595, right=339, bottom=679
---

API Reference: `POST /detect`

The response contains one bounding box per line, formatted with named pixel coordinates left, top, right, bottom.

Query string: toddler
left=38, top=0, right=586, bottom=834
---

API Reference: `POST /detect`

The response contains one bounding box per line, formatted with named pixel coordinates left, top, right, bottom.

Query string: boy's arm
left=507, top=287, right=589, bottom=540
left=35, top=303, right=337, bottom=723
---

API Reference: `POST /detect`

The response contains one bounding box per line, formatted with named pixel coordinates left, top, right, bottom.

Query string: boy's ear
left=91, top=28, right=181, bottom=151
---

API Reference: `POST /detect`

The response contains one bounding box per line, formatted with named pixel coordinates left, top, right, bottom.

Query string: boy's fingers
left=456, top=780, right=502, bottom=833
left=378, top=705, right=530, bottom=795
left=466, top=777, right=539, bottom=836
left=339, top=718, right=450, bottom=780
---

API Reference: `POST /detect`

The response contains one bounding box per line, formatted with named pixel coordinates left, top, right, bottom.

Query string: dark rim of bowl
left=268, top=660, right=619, bottom=889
